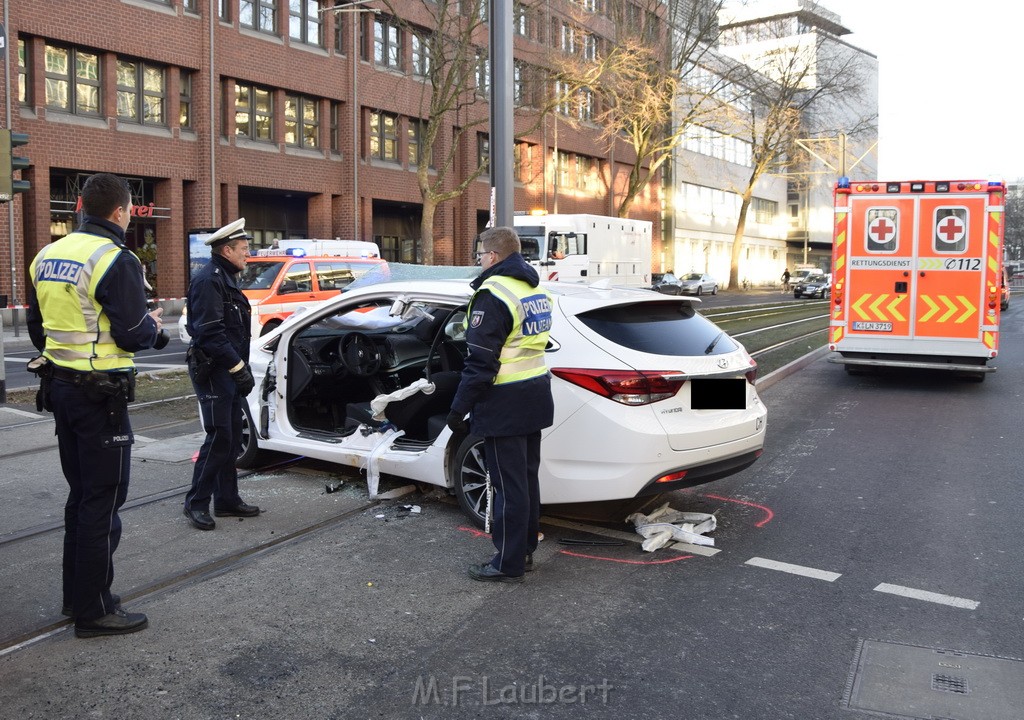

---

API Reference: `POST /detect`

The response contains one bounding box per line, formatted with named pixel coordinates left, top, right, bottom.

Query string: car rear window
left=575, top=301, right=739, bottom=357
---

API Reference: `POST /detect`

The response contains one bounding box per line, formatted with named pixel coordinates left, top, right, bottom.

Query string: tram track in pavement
left=0, top=454, right=307, bottom=549
left=0, top=494, right=383, bottom=656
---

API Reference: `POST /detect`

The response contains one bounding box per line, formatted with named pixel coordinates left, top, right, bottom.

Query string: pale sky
left=823, top=1, right=1024, bottom=182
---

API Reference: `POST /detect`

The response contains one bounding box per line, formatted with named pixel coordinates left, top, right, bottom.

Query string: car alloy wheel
left=451, top=434, right=488, bottom=529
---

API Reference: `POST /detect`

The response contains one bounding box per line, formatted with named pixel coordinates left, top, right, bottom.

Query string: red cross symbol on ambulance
left=868, top=216, right=897, bottom=244
left=935, top=215, right=965, bottom=244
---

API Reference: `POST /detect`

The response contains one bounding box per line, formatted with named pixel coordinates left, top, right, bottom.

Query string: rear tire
left=451, top=434, right=488, bottom=529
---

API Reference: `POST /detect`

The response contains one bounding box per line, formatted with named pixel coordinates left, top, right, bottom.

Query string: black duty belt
left=50, top=365, right=132, bottom=384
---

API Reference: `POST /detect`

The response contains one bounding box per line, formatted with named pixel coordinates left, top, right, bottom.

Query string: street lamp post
left=323, top=1, right=380, bottom=242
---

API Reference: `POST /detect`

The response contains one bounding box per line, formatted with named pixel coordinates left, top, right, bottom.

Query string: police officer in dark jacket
left=182, top=218, right=260, bottom=531
left=27, top=172, right=164, bottom=637
left=447, top=226, right=554, bottom=582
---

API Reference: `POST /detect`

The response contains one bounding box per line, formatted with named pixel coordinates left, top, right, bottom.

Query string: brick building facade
left=0, top=0, right=661, bottom=302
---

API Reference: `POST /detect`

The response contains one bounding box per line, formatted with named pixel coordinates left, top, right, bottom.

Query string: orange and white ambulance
left=828, top=179, right=1006, bottom=379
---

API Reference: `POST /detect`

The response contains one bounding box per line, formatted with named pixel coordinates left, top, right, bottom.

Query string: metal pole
left=490, top=0, right=513, bottom=228
left=209, top=0, right=217, bottom=224
left=353, top=11, right=359, bottom=242
left=4, top=0, right=18, bottom=315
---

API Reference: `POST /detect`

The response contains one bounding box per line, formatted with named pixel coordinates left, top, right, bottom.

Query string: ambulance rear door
left=912, top=193, right=988, bottom=343
left=845, top=194, right=915, bottom=339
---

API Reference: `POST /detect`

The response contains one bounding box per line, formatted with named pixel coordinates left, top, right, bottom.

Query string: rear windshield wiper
left=704, top=331, right=724, bottom=355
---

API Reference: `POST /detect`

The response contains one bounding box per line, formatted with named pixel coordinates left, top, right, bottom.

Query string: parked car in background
left=650, top=272, right=684, bottom=295
left=793, top=272, right=831, bottom=299
left=179, top=251, right=387, bottom=342
left=237, top=268, right=767, bottom=528
left=678, top=273, right=719, bottom=296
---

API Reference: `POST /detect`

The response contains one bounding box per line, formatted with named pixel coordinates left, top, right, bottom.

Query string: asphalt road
left=0, top=300, right=1020, bottom=718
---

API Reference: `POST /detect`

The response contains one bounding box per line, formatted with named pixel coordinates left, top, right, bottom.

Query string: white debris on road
left=626, top=502, right=717, bottom=552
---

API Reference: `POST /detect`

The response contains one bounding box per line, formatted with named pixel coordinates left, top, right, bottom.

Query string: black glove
left=446, top=411, right=469, bottom=434
left=231, top=363, right=256, bottom=397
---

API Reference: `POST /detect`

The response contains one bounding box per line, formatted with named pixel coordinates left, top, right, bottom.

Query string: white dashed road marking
left=745, top=556, right=842, bottom=582
left=873, top=583, right=979, bottom=610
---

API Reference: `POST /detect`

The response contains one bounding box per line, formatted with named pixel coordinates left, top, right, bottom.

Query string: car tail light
left=655, top=469, right=688, bottom=483
left=550, top=368, right=686, bottom=405
left=745, top=358, right=758, bottom=385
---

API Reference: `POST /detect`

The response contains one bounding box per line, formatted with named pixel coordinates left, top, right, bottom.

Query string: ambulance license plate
left=690, top=378, right=746, bottom=410
left=852, top=321, right=893, bottom=332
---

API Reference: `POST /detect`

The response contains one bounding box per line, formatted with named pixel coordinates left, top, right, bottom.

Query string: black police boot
left=213, top=502, right=260, bottom=517
left=183, top=506, right=216, bottom=530
left=468, top=562, right=524, bottom=583
left=74, top=607, right=148, bottom=638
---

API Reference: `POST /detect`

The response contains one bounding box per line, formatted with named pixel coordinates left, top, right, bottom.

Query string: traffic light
left=0, top=129, right=30, bottom=203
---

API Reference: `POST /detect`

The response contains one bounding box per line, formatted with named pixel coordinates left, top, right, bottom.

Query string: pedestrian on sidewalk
left=27, top=172, right=164, bottom=637
left=781, top=267, right=791, bottom=293
left=182, top=218, right=260, bottom=531
left=446, top=226, right=554, bottom=583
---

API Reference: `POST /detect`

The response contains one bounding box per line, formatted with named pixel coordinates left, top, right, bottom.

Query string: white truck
left=512, top=213, right=652, bottom=287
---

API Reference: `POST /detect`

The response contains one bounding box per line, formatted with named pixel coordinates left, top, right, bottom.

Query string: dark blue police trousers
left=185, top=367, right=245, bottom=513
left=484, top=432, right=542, bottom=577
left=51, top=377, right=132, bottom=621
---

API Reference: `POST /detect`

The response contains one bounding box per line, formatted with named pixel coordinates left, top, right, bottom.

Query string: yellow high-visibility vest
left=30, top=232, right=137, bottom=372
left=473, top=275, right=552, bottom=385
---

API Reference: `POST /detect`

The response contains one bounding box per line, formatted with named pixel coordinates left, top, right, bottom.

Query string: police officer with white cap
left=182, top=218, right=260, bottom=530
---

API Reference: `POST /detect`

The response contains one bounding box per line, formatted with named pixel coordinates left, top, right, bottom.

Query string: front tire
left=451, top=434, right=488, bottom=529
left=695, top=286, right=702, bottom=296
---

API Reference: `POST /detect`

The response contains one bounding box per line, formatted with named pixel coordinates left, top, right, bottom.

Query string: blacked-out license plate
left=690, top=378, right=746, bottom=410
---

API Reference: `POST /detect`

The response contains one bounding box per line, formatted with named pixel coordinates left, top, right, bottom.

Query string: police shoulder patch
left=470, top=310, right=485, bottom=328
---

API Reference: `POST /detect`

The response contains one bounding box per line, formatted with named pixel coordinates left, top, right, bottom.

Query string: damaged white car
left=238, top=267, right=768, bottom=527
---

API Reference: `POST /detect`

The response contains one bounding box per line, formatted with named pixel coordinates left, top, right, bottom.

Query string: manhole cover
left=842, top=639, right=1024, bottom=719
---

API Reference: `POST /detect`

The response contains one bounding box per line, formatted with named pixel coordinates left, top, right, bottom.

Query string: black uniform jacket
left=185, top=253, right=252, bottom=369
left=450, top=252, right=554, bottom=438
left=27, top=217, right=159, bottom=357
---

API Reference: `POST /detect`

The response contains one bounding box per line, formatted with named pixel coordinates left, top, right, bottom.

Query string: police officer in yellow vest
left=27, top=173, right=165, bottom=637
left=447, top=226, right=554, bottom=582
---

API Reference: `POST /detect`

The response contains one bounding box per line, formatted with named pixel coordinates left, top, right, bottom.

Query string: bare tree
left=716, top=15, right=876, bottom=289
left=377, top=0, right=489, bottom=264
left=549, top=0, right=727, bottom=217
left=1005, top=181, right=1024, bottom=264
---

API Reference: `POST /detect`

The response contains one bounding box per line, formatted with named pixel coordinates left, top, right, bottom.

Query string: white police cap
left=204, top=217, right=250, bottom=247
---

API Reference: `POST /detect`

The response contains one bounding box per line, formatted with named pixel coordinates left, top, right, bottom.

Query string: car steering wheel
left=340, top=332, right=381, bottom=377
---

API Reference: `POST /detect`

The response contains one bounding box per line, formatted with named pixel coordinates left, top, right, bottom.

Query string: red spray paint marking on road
left=698, top=493, right=774, bottom=527
left=559, top=549, right=693, bottom=565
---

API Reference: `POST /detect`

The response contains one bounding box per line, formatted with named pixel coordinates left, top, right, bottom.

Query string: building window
left=407, top=119, right=428, bottom=167
left=369, top=110, right=399, bottom=162
left=17, top=40, right=28, bottom=106
left=557, top=150, right=570, bottom=188
left=117, top=60, right=166, bottom=126
left=180, top=70, right=193, bottom=128
left=513, top=3, right=530, bottom=38
left=576, top=155, right=593, bottom=190
left=183, top=0, right=198, bottom=11
left=411, top=32, right=431, bottom=77
left=330, top=102, right=341, bottom=152
left=285, top=95, right=319, bottom=148
left=289, top=0, right=322, bottom=45
left=219, top=0, right=230, bottom=20
left=334, top=12, right=346, bottom=53
left=240, top=0, right=277, bottom=34
left=476, top=52, right=490, bottom=97
left=44, top=44, right=101, bottom=116
left=478, top=133, right=490, bottom=174
left=514, top=142, right=532, bottom=182
left=753, top=197, right=777, bottom=224
left=374, top=17, right=402, bottom=70
left=235, top=83, right=273, bottom=141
